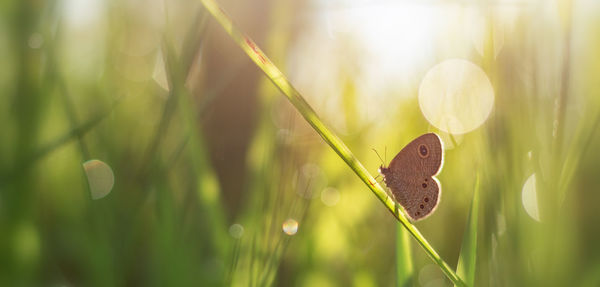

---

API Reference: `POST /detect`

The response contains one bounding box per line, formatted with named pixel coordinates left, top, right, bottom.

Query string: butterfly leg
left=382, top=185, right=397, bottom=202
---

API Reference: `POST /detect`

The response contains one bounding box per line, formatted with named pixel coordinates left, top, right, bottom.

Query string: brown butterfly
left=379, top=133, right=444, bottom=221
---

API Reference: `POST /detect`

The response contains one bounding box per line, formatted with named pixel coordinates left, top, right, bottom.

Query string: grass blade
left=198, top=0, right=466, bottom=285
left=456, top=175, right=480, bottom=287
left=396, top=214, right=414, bottom=287
left=0, top=104, right=116, bottom=185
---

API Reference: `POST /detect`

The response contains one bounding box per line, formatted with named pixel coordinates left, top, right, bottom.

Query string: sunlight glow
left=83, top=159, right=115, bottom=200
left=419, top=59, right=495, bottom=134
left=288, top=1, right=443, bottom=126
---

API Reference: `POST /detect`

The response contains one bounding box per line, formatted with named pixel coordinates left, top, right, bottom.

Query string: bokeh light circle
left=522, top=173, right=540, bottom=222
left=419, top=264, right=445, bottom=287
left=282, top=219, right=299, bottom=236
left=320, top=187, right=340, bottom=207
left=296, top=163, right=327, bottom=199
left=28, top=33, right=44, bottom=49
left=419, top=59, right=494, bottom=134
left=229, top=223, right=244, bottom=239
left=83, top=159, right=115, bottom=200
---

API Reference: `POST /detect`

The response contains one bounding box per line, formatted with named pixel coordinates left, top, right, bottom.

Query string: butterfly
left=379, top=133, right=444, bottom=221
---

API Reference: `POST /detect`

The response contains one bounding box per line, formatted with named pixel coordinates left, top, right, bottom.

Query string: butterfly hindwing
left=402, top=177, right=440, bottom=220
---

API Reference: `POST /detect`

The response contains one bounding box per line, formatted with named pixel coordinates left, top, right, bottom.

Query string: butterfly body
left=379, top=133, right=444, bottom=221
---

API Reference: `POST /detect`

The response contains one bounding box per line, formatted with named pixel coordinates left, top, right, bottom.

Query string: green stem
left=396, top=220, right=414, bottom=287
left=198, top=0, right=465, bottom=285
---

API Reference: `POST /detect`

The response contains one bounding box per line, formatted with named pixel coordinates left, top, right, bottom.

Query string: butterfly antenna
left=384, top=146, right=387, bottom=164
left=372, top=148, right=384, bottom=166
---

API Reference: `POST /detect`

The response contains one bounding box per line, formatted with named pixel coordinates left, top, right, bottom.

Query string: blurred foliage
left=1, top=0, right=600, bottom=286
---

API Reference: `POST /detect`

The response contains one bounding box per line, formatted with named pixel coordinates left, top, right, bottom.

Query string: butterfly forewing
left=388, top=133, right=443, bottom=177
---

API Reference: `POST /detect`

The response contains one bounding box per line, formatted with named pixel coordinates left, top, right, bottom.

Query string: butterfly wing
left=382, top=133, right=443, bottom=221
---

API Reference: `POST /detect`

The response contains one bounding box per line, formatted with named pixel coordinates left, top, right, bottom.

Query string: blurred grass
left=455, top=175, right=479, bottom=287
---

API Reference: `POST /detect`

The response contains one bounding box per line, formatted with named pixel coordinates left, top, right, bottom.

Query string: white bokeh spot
left=83, top=159, right=115, bottom=200
left=522, top=173, right=541, bottom=222
left=419, top=59, right=495, bottom=134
